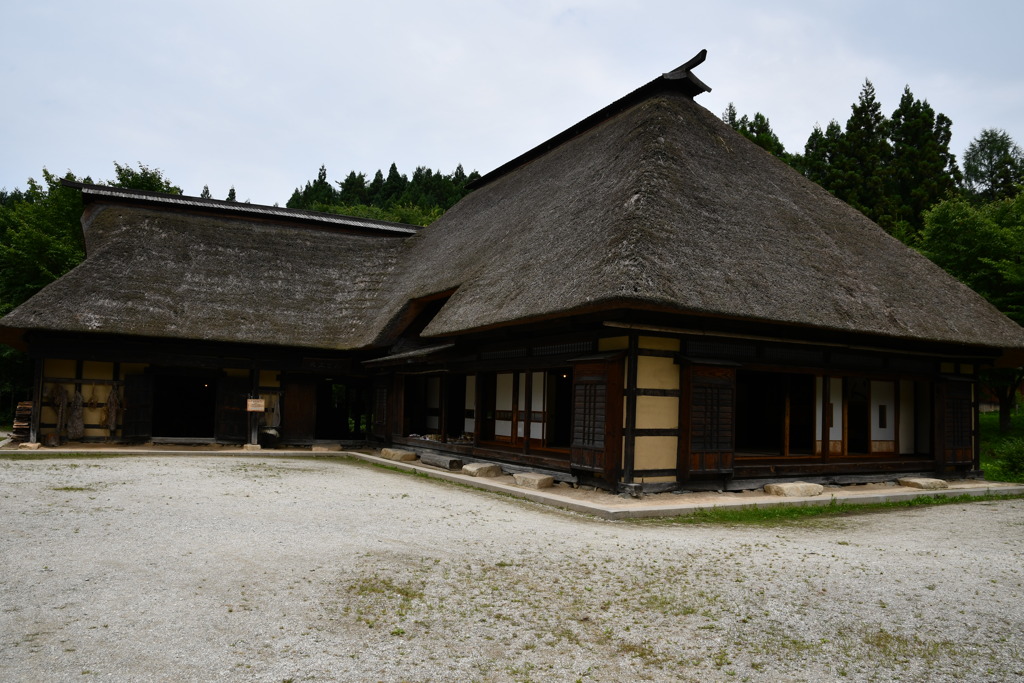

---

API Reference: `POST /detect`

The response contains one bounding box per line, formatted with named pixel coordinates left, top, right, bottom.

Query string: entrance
left=152, top=373, right=218, bottom=438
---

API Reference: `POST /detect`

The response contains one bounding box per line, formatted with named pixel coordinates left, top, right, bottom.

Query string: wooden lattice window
left=572, top=382, right=606, bottom=450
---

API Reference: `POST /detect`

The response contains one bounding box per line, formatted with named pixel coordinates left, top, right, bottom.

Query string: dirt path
left=2, top=455, right=1022, bottom=681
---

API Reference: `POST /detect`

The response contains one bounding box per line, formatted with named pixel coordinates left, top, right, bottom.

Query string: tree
left=0, top=169, right=86, bottom=314
left=286, top=162, right=477, bottom=224
left=226, top=187, right=237, bottom=202
left=962, top=128, right=1024, bottom=202
left=886, top=87, right=961, bottom=241
left=287, top=165, right=337, bottom=209
left=721, top=104, right=787, bottom=158
left=920, top=189, right=1024, bottom=431
left=799, top=120, right=844, bottom=189
left=200, top=185, right=212, bottom=199
left=831, top=80, right=893, bottom=224
left=337, top=171, right=368, bottom=205
left=109, top=162, right=182, bottom=194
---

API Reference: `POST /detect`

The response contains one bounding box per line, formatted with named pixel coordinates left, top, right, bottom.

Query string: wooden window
left=572, top=382, right=606, bottom=450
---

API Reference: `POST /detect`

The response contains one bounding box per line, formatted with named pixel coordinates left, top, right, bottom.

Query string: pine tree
left=832, top=80, right=892, bottom=223
left=721, top=104, right=787, bottom=158
left=200, top=185, right=212, bottom=199
left=226, top=187, right=237, bottom=202
left=800, top=121, right=844, bottom=190
left=886, top=87, right=961, bottom=240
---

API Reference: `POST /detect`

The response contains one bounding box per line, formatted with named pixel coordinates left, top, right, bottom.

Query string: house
left=3, top=51, right=1023, bottom=491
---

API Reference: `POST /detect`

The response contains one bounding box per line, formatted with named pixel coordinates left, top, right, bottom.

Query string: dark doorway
left=847, top=378, right=870, bottom=454
left=546, top=368, right=573, bottom=448
left=315, top=379, right=371, bottom=440
left=735, top=371, right=785, bottom=454
left=735, top=371, right=815, bottom=456
left=152, top=373, right=218, bottom=438
left=787, top=374, right=815, bottom=454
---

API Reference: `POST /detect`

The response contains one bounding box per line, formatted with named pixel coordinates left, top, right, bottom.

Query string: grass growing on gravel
left=644, top=492, right=1024, bottom=526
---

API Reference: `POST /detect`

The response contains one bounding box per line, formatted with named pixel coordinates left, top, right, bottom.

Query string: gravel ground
left=1, top=455, right=1023, bottom=682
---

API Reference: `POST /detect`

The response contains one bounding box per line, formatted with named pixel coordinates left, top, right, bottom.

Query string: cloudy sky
left=3, top=1, right=1021, bottom=206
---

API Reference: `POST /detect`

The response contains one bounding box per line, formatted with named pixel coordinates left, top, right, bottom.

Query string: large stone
left=243, top=443, right=262, bottom=451
left=18, top=442, right=42, bottom=450
left=312, top=444, right=342, bottom=452
left=380, top=448, right=418, bottom=462
left=763, top=481, right=824, bottom=497
left=897, top=477, right=949, bottom=490
left=513, top=472, right=554, bottom=489
left=462, top=462, right=502, bottom=477
left=420, top=452, right=464, bottom=470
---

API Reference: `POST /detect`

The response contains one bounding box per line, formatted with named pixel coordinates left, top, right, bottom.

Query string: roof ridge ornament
left=662, top=49, right=711, bottom=94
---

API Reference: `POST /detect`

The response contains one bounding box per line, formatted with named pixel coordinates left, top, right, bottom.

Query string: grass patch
left=980, top=411, right=1024, bottom=483
left=0, top=452, right=127, bottom=461
left=640, top=492, right=1024, bottom=526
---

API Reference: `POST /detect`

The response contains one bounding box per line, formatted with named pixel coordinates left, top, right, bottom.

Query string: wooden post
left=622, top=335, right=639, bottom=484
left=248, top=367, right=260, bottom=446
left=29, top=358, right=43, bottom=444
left=522, top=371, right=533, bottom=455
left=819, top=375, right=829, bottom=462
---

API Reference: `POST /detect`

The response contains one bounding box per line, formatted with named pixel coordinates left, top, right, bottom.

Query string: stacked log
left=12, top=401, right=32, bottom=442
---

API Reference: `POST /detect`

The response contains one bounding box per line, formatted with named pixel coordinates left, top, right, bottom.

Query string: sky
left=2, top=1, right=1022, bottom=206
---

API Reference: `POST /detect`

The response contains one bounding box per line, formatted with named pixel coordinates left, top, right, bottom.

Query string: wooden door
left=122, top=374, right=153, bottom=441
left=680, top=365, right=735, bottom=480
left=936, top=380, right=974, bottom=472
left=371, top=380, right=389, bottom=440
left=282, top=377, right=316, bottom=444
left=570, top=359, right=624, bottom=485
left=215, top=376, right=250, bottom=442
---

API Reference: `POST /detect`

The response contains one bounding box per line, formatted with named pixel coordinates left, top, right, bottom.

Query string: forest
left=1, top=80, right=1023, bottom=434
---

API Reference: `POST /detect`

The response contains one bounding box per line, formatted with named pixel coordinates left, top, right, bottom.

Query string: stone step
left=897, top=477, right=949, bottom=490
left=763, top=481, right=825, bottom=497
left=462, top=462, right=502, bottom=477
left=379, top=448, right=418, bottom=462
left=513, top=472, right=554, bottom=489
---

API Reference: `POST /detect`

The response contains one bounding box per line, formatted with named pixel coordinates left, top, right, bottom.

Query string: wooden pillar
left=622, top=335, right=639, bottom=483
left=29, top=358, right=43, bottom=444
left=522, top=371, right=533, bottom=455
left=473, top=373, right=483, bottom=447
left=248, top=367, right=260, bottom=446
left=819, top=375, right=829, bottom=462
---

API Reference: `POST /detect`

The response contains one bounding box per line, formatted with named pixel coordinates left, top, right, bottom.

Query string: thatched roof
left=4, top=55, right=1023, bottom=356
left=380, top=79, right=1024, bottom=351
left=0, top=187, right=410, bottom=351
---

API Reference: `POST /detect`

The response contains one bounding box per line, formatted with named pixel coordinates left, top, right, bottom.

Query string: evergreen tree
left=337, top=171, right=368, bottom=205
left=886, top=87, right=961, bottom=240
left=832, top=80, right=892, bottom=223
left=800, top=121, right=844, bottom=189
left=962, top=128, right=1024, bottom=202
left=721, top=104, right=787, bottom=158
left=285, top=162, right=477, bottom=225
left=200, top=185, right=212, bottom=199
left=366, top=170, right=385, bottom=206
left=226, top=187, right=237, bottom=202
left=287, top=165, right=337, bottom=209
left=378, top=163, right=408, bottom=207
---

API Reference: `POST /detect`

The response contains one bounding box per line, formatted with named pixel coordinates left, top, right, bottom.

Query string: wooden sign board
left=246, top=398, right=266, bottom=412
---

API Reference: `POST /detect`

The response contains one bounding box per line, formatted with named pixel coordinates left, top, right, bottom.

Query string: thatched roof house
left=4, top=51, right=1022, bottom=490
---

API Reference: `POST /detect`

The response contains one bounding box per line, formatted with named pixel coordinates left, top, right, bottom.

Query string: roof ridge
left=62, top=180, right=420, bottom=237
left=468, top=51, right=711, bottom=191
